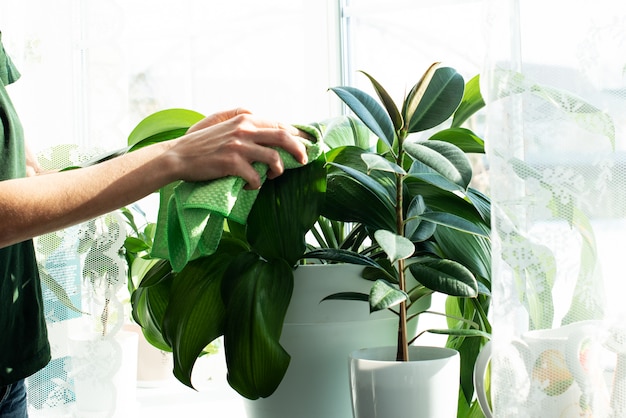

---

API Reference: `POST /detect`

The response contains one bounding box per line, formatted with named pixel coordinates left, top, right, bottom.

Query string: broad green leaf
left=330, top=86, right=396, bottom=149
left=128, top=128, right=189, bottom=152
left=303, top=248, right=383, bottom=270
left=402, top=62, right=441, bottom=131
left=419, top=212, right=489, bottom=238
left=359, top=70, right=403, bottom=131
left=405, top=66, right=465, bottom=133
left=128, top=108, right=205, bottom=148
left=428, top=127, right=485, bottom=154
left=162, top=240, right=246, bottom=388
left=132, top=259, right=175, bottom=351
left=405, top=195, right=436, bottom=242
left=451, top=74, right=485, bottom=128
left=369, top=279, right=409, bottom=312
left=247, top=157, right=326, bottom=265
left=328, top=162, right=395, bottom=207
left=322, top=292, right=369, bottom=303
left=222, top=254, right=293, bottom=399
left=323, top=173, right=396, bottom=232
left=404, top=140, right=473, bottom=189
left=314, top=115, right=373, bottom=150
left=374, top=230, right=415, bottom=265
left=427, top=328, right=490, bottom=339
left=466, top=188, right=491, bottom=225
left=362, top=153, right=406, bottom=175
left=323, top=159, right=396, bottom=231
left=435, top=226, right=491, bottom=284
left=124, top=236, right=150, bottom=253
left=408, top=258, right=478, bottom=297
left=407, top=166, right=465, bottom=193
left=129, top=256, right=161, bottom=290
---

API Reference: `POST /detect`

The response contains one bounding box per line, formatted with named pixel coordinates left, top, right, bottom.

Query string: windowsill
left=136, top=376, right=246, bottom=417
left=135, top=351, right=247, bottom=418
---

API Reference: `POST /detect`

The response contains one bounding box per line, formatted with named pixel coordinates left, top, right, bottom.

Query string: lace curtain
left=484, top=0, right=626, bottom=416
left=26, top=145, right=137, bottom=417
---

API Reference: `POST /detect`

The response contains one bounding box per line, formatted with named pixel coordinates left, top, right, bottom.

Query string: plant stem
left=395, top=135, right=409, bottom=362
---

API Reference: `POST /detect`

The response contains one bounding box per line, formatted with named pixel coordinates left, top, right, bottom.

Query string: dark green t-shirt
left=0, top=32, right=51, bottom=385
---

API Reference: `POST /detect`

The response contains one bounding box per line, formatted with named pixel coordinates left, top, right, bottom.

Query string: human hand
left=168, top=108, right=309, bottom=189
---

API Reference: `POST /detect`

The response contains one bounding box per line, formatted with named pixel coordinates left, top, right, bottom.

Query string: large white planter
left=349, top=345, right=460, bottom=418
left=242, top=264, right=400, bottom=418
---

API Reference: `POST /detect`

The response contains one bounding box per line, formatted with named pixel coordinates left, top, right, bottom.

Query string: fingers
left=174, top=109, right=310, bottom=188
left=187, top=108, right=253, bottom=134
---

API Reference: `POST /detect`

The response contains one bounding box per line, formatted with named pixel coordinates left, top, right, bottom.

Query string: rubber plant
left=306, top=63, right=492, bottom=416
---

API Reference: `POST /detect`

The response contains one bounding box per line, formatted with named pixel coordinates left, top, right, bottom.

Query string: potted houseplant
left=124, top=63, right=491, bottom=418
left=125, top=112, right=400, bottom=418
left=306, top=62, right=492, bottom=417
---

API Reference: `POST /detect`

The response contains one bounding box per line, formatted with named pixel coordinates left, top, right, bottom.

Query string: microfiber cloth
left=151, top=124, right=324, bottom=272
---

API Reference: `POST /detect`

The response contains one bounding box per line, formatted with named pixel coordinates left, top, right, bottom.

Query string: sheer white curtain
left=484, top=0, right=626, bottom=416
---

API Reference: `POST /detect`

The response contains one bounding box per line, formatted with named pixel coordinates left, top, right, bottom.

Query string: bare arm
left=0, top=108, right=307, bottom=248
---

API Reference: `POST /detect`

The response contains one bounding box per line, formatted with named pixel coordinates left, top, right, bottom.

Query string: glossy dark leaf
left=405, top=66, right=465, bottom=133
left=127, top=108, right=204, bottom=148
left=222, top=254, right=293, bottom=399
left=374, top=230, right=415, bottom=265
left=330, top=86, right=396, bottom=149
left=323, top=163, right=396, bottom=232
left=428, top=127, right=485, bottom=154
left=404, top=140, right=473, bottom=189
left=408, top=258, right=478, bottom=297
left=359, top=70, right=403, bottom=131
left=303, top=248, right=383, bottom=270
left=322, top=292, right=369, bottom=303
left=315, top=115, right=372, bottom=150
left=419, top=212, right=489, bottom=238
left=247, top=158, right=326, bottom=266
left=162, top=240, right=246, bottom=388
left=369, top=279, right=409, bottom=312
left=405, top=195, right=436, bottom=242
left=451, top=74, right=485, bottom=128
left=426, top=328, right=490, bottom=339
left=434, top=226, right=491, bottom=285
left=132, top=259, right=175, bottom=351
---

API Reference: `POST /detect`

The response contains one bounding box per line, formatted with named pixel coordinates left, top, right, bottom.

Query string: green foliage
left=317, top=63, right=492, bottom=416
left=124, top=112, right=372, bottom=399
left=124, top=65, right=493, bottom=415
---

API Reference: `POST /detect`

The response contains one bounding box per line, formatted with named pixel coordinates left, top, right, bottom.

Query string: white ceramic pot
left=242, top=264, right=400, bottom=418
left=349, top=345, right=460, bottom=418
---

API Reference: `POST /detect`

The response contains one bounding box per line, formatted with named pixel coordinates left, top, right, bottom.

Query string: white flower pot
left=242, top=264, right=402, bottom=418
left=349, top=345, right=460, bottom=418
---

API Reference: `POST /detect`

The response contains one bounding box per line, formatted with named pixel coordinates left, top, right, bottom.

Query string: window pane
left=1, top=0, right=337, bottom=153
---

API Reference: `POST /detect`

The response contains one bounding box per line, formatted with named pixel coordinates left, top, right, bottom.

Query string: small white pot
left=349, top=345, right=460, bottom=418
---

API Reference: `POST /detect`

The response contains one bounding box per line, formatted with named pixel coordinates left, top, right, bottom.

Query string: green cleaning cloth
left=151, top=125, right=324, bottom=272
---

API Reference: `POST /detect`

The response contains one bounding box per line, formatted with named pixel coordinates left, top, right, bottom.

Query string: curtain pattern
left=484, top=0, right=626, bottom=416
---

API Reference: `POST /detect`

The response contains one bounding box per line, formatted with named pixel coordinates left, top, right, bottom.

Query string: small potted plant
left=306, top=63, right=492, bottom=417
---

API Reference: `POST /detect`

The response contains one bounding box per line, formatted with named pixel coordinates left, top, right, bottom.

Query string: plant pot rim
left=350, top=345, right=459, bottom=363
